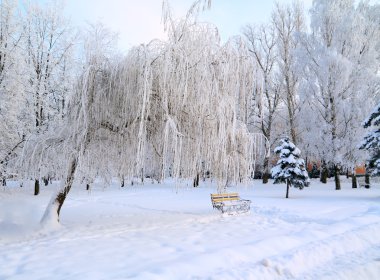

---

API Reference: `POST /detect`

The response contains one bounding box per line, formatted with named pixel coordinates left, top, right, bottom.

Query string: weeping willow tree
left=19, top=2, right=263, bottom=225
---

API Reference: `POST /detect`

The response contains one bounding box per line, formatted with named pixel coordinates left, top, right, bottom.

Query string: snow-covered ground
left=1, top=178, right=380, bottom=280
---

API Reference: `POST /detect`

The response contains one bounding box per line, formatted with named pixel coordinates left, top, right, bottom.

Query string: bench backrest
left=211, top=193, right=240, bottom=203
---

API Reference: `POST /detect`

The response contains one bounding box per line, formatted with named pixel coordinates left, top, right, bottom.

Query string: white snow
left=1, top=178, right=380, bottom=279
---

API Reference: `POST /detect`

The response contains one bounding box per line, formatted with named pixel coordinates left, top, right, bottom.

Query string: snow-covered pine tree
left=359, top=103, right=380, bottom=175
left=271, top=137, right=310, bottom=198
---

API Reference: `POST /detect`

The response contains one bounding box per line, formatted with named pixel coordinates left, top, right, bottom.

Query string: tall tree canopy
left=20, top=5, right=262, bottom=224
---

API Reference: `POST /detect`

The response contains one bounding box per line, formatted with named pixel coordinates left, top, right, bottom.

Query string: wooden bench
left=210, top=192, right=251, bottom=214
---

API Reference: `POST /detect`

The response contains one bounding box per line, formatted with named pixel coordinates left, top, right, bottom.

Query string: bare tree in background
left=243, top=23, right=281, bottom=183
left=22, top=0, right=75, bottom=194
left=0, top=0, right=25, bottom=185
left=272, top=1, right=305, bottom=144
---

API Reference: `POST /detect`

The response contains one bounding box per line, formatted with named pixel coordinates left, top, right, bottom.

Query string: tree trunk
left=141, top=168, right=144, bottom=183
left=285, top=79, right=297, bottom=145
left=352, top=169, right=357, bottom=189
left=2, top=177, right=6, bottom=187
left=320, top=161, right=327, bottom=184
left=43, top=177, right=49, bottom=186
left=55, top=158, right=78, bottom=221
left=86, top=183, right=90, bottom=190
left=193, top=173, right=200, bottom=188
left=262, top=172, right=270, bottom=184
left=365, top=171, right=370, bottom=188
left=34, top=179, right=40, bottom=195
left=334, top=164, right=341, bottom=190
left=121, top=178, right=125, bottom=188
left=305, top=156, right=309, bottom=176
left=262, top=156, right=270, bottom=184
left=286, top=179, right=290, bottom=198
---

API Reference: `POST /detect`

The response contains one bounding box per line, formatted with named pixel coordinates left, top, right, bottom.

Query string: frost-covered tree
left=20, top=2, right=261, bottom=225
left=243, top=23, right=281, bottom=184
left=21, top=0, right=76, bottom=194
left=22, top=0, right=75, bottom=129
left=271, top=1, right=305, bottom=144
left=0, top=0, right=26, bottom=184
left=271, top=137, right=310, bottom=198
left=296, top=0, right=380, bottom=190
left=359, top=103, right=380, bottom=175
left=0, top=0, right=77, bottom=191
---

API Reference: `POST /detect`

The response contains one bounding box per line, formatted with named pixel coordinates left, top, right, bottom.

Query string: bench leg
left=221, top=203, right=250, bottom=215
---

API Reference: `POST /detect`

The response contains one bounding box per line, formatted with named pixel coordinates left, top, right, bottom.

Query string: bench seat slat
left=212, top=197, right=240, bottom=201
left=211, top=193, right=239, bottom=198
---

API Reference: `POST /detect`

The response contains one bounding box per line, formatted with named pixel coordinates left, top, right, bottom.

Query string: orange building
left=354, top=164, right=366, bottom=175
left=306, top=161, right=366, bottom=176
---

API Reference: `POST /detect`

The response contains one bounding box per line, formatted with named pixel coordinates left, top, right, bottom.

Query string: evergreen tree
left=271, top=137, right=310, bottom=198
left=359, top=103, right=380, bottom=175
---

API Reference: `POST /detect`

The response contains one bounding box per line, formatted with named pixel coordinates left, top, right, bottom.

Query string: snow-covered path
left=1, top=179, right=380, bottom=279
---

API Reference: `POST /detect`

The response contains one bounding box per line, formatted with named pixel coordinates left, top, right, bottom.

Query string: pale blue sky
left=62, top=0, right=313, bottom=51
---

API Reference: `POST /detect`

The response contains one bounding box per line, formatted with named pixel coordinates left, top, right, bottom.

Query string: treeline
left=243, top=0, right=380, bottom=188
left=1, top=0, right=379, bottom=200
